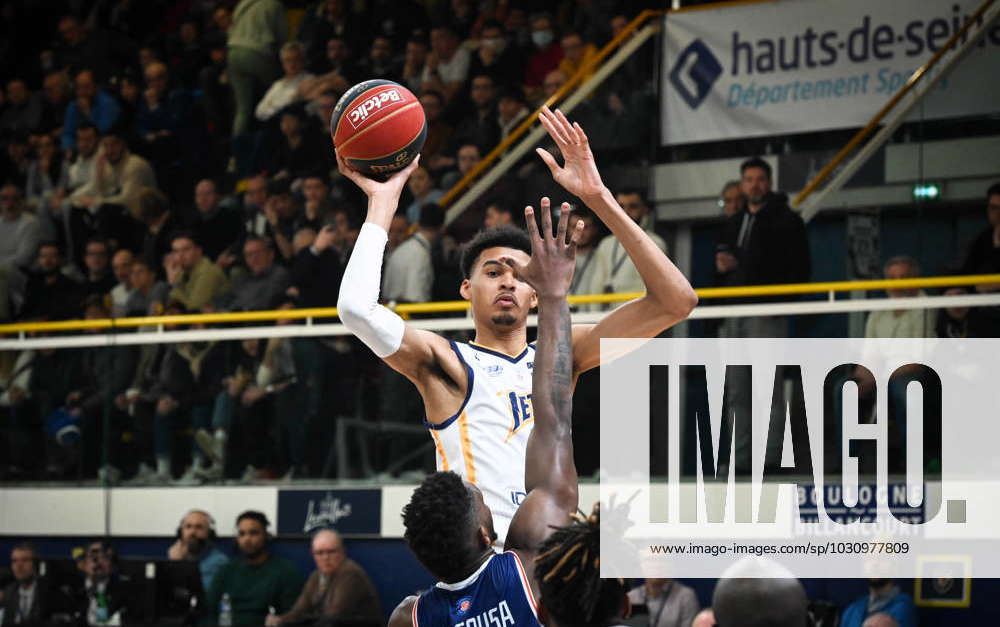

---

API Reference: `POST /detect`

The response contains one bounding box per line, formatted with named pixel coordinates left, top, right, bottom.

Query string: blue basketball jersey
left=413, top=552, right=540, bottom=627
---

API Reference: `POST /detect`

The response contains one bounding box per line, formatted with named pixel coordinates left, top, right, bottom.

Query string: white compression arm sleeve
left=337, top=222, right=406, bottom=358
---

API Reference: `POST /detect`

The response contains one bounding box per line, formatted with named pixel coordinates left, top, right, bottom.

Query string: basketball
left=330, top=79, right=427, bottom=179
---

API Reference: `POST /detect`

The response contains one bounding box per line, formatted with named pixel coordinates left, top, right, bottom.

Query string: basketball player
left=336, top=107, right=697, bottom=544
left=388, top=201, right=595, bottom=627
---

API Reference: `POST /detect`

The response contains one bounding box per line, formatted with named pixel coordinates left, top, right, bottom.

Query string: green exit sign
left=913, top=183, right=941, bottom=200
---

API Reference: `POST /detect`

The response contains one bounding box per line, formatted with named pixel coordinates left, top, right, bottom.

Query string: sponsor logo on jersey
left=456, top=597, right=473, bottom=615
left=486, top=365, right=504, bottom=377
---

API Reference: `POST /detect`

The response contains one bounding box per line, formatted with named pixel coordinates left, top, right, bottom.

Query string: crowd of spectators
left=0, top=1, right=996, bottom=485
left=0, top=509, right=383, bottom=627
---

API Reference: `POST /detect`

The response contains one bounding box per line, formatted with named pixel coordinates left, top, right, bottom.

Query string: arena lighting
left=912, top=182, right=942, bottom=200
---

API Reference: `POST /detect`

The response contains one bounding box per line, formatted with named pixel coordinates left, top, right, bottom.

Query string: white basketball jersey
left=427, top=340, right=536, bottom=546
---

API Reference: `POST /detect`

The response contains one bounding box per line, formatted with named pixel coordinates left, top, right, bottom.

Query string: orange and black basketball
left=330, top=79, right=426, bottom=179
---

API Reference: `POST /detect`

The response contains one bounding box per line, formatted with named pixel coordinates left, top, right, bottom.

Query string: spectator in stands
left=558, top=32, right=597, bottom=81
left=441, top=143, right=481, bottom=190
left=1, top=132, right=30, bottom=188
left=126, top=258, right=170, bottom=316
left=297, top=36, right=358, bottom=103
left=387, top=214, right=410, bottom=255
left=2, top=542, right=63, bottom=625
left=568, top=207, right=603, bottom=310
left=452, top=74, right=500, bottom=155
left=166, top=231, right=230, bottom=312
left=255, top=43, right=313, bottom=123
left=65, top=124, right=100, bottom=200
left=18, top=242, right=81, bottom=321
left=169, top=19, right=210, bottom=89
left=25, top=133, right=68, bottom=216
left=200, top=40, right=234, bottom=139
left=383, top=203, right=442, bottom=305
left=228, top=0, right=287, bottom=136
left=136, top=62, right=196, bottom=184
left=54, top=15, right=114, bottom=81
left=61, top=69, right=121, bottom=152
left=0, top=182, right=41, bottom=280
left=74, top=540, right=131, bottom=625
left=271, top=108, right=327, bottom=186
left=125, top=301, right=195, bottom=485
left=188, top=179, right=243, bottom=261
left=79, top=238, right=116, bottom=298
left=72, top=296, right=138, bottom=480
left=961, top=182, right=1000, bottom=336
left=299, top=175, right=334, bottom=232
left=402, top=167, right=443, bottom=225
left=401, top=36, right=429, bottom=94
left=217, top=236, right=290, bottom=312
left=497, top=88, right=529, bottom=142
left=719, top=180, right=744, bottom=218
left=841, top=579, right=917, bottom=627
left=422, top=26, right=471, bottom=103
left=483, top=202, right=514, bottom=229
left=68, top=128, right=156, bottom=258
left=262, top=180, right=301, bottom=261
left=297, top=0, right=358, bottom=73
left=206, top=511, right=303, bottom=626
left=863, top=256, right=933, bottom=338
left=137, top=186, right=184, bottom=273
left=715, top=157, right=810, bottom=336
left=712, top=558, right=808, bottom=627
left=936, top=287, right=970, bottom=338
left=358, top=35, right=402, bottom=82
left=167, top=510, right=229, bottom=591
left=627, top=579, right=700, bottom=627
left=39, top=71, right=72, bottom=136
left=419, top=90, right=454, bottom=171
left=108, top=249, right=134, bottom=316
left=0, top=78, right=42, bottom=135
left=587, top=190, right=667, bottom=310
left=468, top=20, right=523, bottom=89
left=524, top=13, right=564, bottom=101
left=266, top=529, right=381, bottom=626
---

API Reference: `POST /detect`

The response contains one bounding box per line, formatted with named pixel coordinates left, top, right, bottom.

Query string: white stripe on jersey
left=426, top=341, right=536, bottom=546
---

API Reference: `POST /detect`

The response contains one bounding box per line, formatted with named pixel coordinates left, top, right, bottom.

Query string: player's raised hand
left=336, top=150, right=420, bottom=201
left=536, top=106, right=606, bottom=202
left=503, top=198, right=583, bottom=299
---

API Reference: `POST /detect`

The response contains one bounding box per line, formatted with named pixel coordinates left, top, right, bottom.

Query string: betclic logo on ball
left=347, top=87, right=405, bottom=129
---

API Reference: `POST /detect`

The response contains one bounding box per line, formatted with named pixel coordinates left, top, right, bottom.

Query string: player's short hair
left=535, top=503, right=625, bottom=627
left=402, top=472, right=480, bottom=581
left=460, top=226, right=531, bottom=278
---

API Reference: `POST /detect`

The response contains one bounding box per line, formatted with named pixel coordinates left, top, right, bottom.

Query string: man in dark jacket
left=1, top=542, right=70, bottom=626
left=715, top=157, right=811, bottom=337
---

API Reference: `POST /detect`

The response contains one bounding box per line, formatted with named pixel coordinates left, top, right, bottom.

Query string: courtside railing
left=2, top=274, right=999, bottom=349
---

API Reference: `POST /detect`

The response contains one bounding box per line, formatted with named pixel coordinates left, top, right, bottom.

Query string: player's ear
left=460, top=278, right=471, bottom=300
left=529, top=288, right=537, bottom=310
left=477, top=525, right=492, bottom=548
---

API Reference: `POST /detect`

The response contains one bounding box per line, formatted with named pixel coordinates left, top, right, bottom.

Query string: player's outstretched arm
left=504, top=203, right=582, bottom=553
left=536, top=107, right=699, bottom=373
left=335, top=153, right=455, bottom=384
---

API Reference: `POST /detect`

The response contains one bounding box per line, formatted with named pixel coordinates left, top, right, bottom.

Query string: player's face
left=461, top=247, right=537, bottom=328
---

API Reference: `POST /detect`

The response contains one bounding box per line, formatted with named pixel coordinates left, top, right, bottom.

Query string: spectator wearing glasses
left=265, top=529, right=381, bottom=626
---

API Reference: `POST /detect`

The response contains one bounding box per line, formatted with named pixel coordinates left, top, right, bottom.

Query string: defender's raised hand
left=536, top=106, right=606, bottom=202
left=503, top=197, right=583, bottom=299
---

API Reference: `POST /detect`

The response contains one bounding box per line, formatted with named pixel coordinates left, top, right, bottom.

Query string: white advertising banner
left=660, top=0, right=1000, bottom=145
